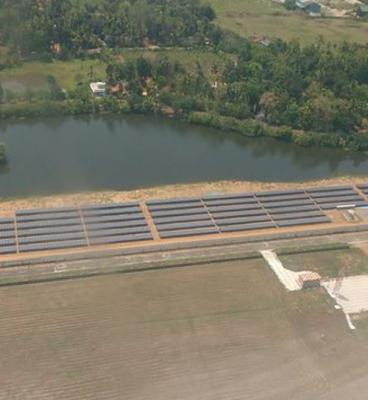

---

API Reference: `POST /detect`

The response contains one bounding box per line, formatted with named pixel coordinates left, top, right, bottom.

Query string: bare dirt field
left=1, top=175, right=368, bottom=217
left=1, top=259, right=368, bottom=399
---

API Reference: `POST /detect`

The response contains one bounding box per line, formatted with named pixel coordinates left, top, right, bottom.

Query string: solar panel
left=150, top=208, right=209, bottom=218
left=17, top=225, right=84, bottom=237
left=87, top=226, right=150, bottom=238
left=17, top=218, right=83, bottom=229
left=148, top=201, right=203, bottom=212
left=19, top=239, right=87, bottom=253
left=17, top=211, right=80, bottom=222
left=0, top=218, right=14, bottom=224
left=312, top=195, right=363, bottom=204
left=203, top=198, right=259, bottom=207
left=267, top=205, right=320, bottom=214
left=256, top=194, right=310, bottom=202
left=82, top=207, right=141, bottom=217
left=16, top=207, right=78, bottom=216
left=147, top=197, right=200, bottom=206
left=202, top=193, right=255, bottom=201
left=320, top=201, right=368, bottom=210
left=262, top=200, right=314, bottom=209
left=83, top=214, right=145, bottom=224
left=306, top=186, right=353, bottom=193
left=0, top=230, right=17, bottom=239
left=152, top=214, right=212, bottom=225
left=277, top=216, right=330, bottom=227
left=19, top=232, right=86, bottom=245
left=214, top=215, right=272, bottom=226
left=271, top=211, right=324, bottom=221
left=0, top=238, right=16, bottom=246
left=220, top=222, right=276, bottom=233
left=156, top=220, right=215, bottom=232
left=255, top=190, right=304, bottom=197
left=81, top=202, right=139, bottom=210
left=159, top=227, right=218, bottom=239
left=89, top=233, right=152, bottom=245
left=85, top=220, right=148, bottom=231
left=357, top=184, right=368, bottom=189
left=206, top=204, right=262, bottom=213
left=210, top=210, right=269, bottom=219
left=0, top=245, right=17, bottom=254
left=308, top=190, right=358, bottom=199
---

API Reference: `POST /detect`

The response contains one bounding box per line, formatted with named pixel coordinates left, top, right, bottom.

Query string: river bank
left=1, top=176, right=368, bottom=217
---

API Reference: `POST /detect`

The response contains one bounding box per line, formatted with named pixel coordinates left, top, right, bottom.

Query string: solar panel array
left=1, top=184, right=367, bottom=256
left=306, top=185, right=368, bottom=209
left=357, top=183, right=368, bottom=198
left=81, top=202, right=153, bottom=245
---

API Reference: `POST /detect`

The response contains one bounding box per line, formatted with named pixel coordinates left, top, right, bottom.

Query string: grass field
left=280, top=247, right=368, bottom=278
left=0, top=258, right=367, bottom=399
left=0, top=49, right=225, bottom=92
left=209, top=0, right=368, bottom=44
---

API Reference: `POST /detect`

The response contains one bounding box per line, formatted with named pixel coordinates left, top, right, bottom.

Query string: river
left=0, top=115, right=367, bottom=197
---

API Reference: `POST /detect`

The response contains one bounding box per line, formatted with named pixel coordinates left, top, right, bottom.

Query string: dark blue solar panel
left=148, top=202, right=203, bottom=212
left=220, top=222, right=275, bottom=233
left=147, top=197, right=200, bottom=206
left=267, top=205, right=319, bottom=214
left=19, top=232, right=86, bottom=245
left=19, top=239, right=87, bottom=253
left=262, top=200, right=314, bottom=209
left=84, top=214, right=145, bottom=224
left=203, top=198, right=258, bottom=207
left=151, top=208, right=209, bottom=218
left=16, top=207, right=78, bottom=216
left=271, top=211, right=324, bottom=221
left=202, top=193, right=254, bottom=201
left=81, top=202, right=139, bottom=210
left=277, top=216, right=330, bottom=227
left=159, top=227, right=218, bottom=239
left=210, top=210, right=268, bottom=219
left=17, top=218, right=83, bottom=229
left=85, top=220, right=148, bottom=231
left=206, top=204, right=262, bottom=213
left=89, top=233, right=152, bottom=245
left=214, top=216, right=272, bottom=226
left=82, top=207, right=142, bottom=217
left=309, top=190, right=358, bottom=199
left=87, top=226, right=150, bottom=238
left=0, top=245, right=17, bottom=255
left=153, top=214, right=212, bottom=225
left=17, top=211, right=80, bottom=222
left=312, top=195, right=363, bottom=204
left=255, top=190, right=304, bottom=197
left=156, top=221, right=215, bottom=232
left=306, top=185, right=353, bottom=193
left=17, top=225, right=84, bottom=237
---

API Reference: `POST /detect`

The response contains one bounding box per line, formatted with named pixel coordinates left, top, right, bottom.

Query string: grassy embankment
left=209, top=0, right=368, bottom=44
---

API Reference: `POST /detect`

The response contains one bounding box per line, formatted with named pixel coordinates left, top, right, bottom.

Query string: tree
left=136, top=56, right=152, bottom=78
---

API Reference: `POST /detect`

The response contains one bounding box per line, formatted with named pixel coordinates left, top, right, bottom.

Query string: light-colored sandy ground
left=1, top=259, right=368, bottom=400
left=1, top=176, right=368, bottom=217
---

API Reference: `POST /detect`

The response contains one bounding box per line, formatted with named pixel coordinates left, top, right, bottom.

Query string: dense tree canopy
left=0, top=0, right=218, bottom=55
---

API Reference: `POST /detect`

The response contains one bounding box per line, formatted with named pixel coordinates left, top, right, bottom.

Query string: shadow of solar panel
left=19, top=239, right=87, bottom=253
left=82, top=207, right=141, bottom=217
left=153, top=214, right=212, bottom=225
left=215, top=215, right=272, bottom=226
left=19, top=232, right=86, bottom=245
left=262, top=200, right=314, bottom=209
left=87, top=226, right=150, bottom=238
left=148, top=201, right=203, bottom=211
left=150, top=208, right=209, bottom=218
left=17, top=211, right=80, bottom=222
left=271, top=211, right=325, bottom=221
left=277, top=216, right=330, bottom=227
left=89, top=233, right=152, bottom=245
left=156, top=220, right=215, bottom=232
left=84, top=214, right=145, bottom=224
left=86, top=220, right=148, bottom=230
left=17, top=225, right=84, bottom=237
left=202, top=193, right=254, bottom=201
left=16, top=207, right=78, bottom=216
left=159, top=227, right=218, bottom=239
left=0, top=245, right=17, bottom=255
left=147, top=197, right=200, bottom=206
left=207, top=204, right=262, bottom=213
left=17, top=218, right=83, bottom=229
left=320, top=201, right=368, bottom=209
left=211, top=210, right=268, bottom=219
left=268, top=205, right=320, bottom=214
left=220, top=222, right=275, bottom=233
left=82, top=202, right=139, bottom=210
left=203, top=197, right=258, bottom=206
left=307, top=185, right=353, bottom=193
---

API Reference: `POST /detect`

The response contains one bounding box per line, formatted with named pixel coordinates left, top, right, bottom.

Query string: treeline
left=0, top=0, right=218, bottom=57
left=0, top=143, right=5, bottom=164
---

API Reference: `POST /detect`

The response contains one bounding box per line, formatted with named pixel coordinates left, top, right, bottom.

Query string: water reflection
left=0, top=115, right=367, bottom=197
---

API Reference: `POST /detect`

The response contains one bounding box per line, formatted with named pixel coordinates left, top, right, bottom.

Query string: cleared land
left=279, top=247, right=368, bottom=278
left=0, top=258, right=368, bottom=399
left=209, top=0, right=368, bottom=44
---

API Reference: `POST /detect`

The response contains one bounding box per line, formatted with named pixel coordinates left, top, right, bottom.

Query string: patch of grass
left=279, top=248, right=368, bottom=278
left=209, top=0, right=368, bottom=44
left=0, top=49, right=227, bottom=92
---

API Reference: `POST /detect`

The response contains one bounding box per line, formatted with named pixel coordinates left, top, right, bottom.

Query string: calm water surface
left=0, top=115, right=367, bottom=197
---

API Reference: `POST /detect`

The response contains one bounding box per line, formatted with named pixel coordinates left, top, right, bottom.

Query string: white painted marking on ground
left=322, top=276, right=368, bottom=314
left=260, top=250, right=310, bottom=291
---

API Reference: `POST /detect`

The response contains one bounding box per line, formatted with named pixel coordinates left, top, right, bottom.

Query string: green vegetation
left=279, top=248, right=368, bottom=277
left=208, top=0, right=368, bottom=44
left=1, top=0, right=368, bottom=151
left=0, top=142, right=5, bottom=164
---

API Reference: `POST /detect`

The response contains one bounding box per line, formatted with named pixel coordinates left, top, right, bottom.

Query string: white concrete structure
left=89, top=82, right=107, bottom=97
